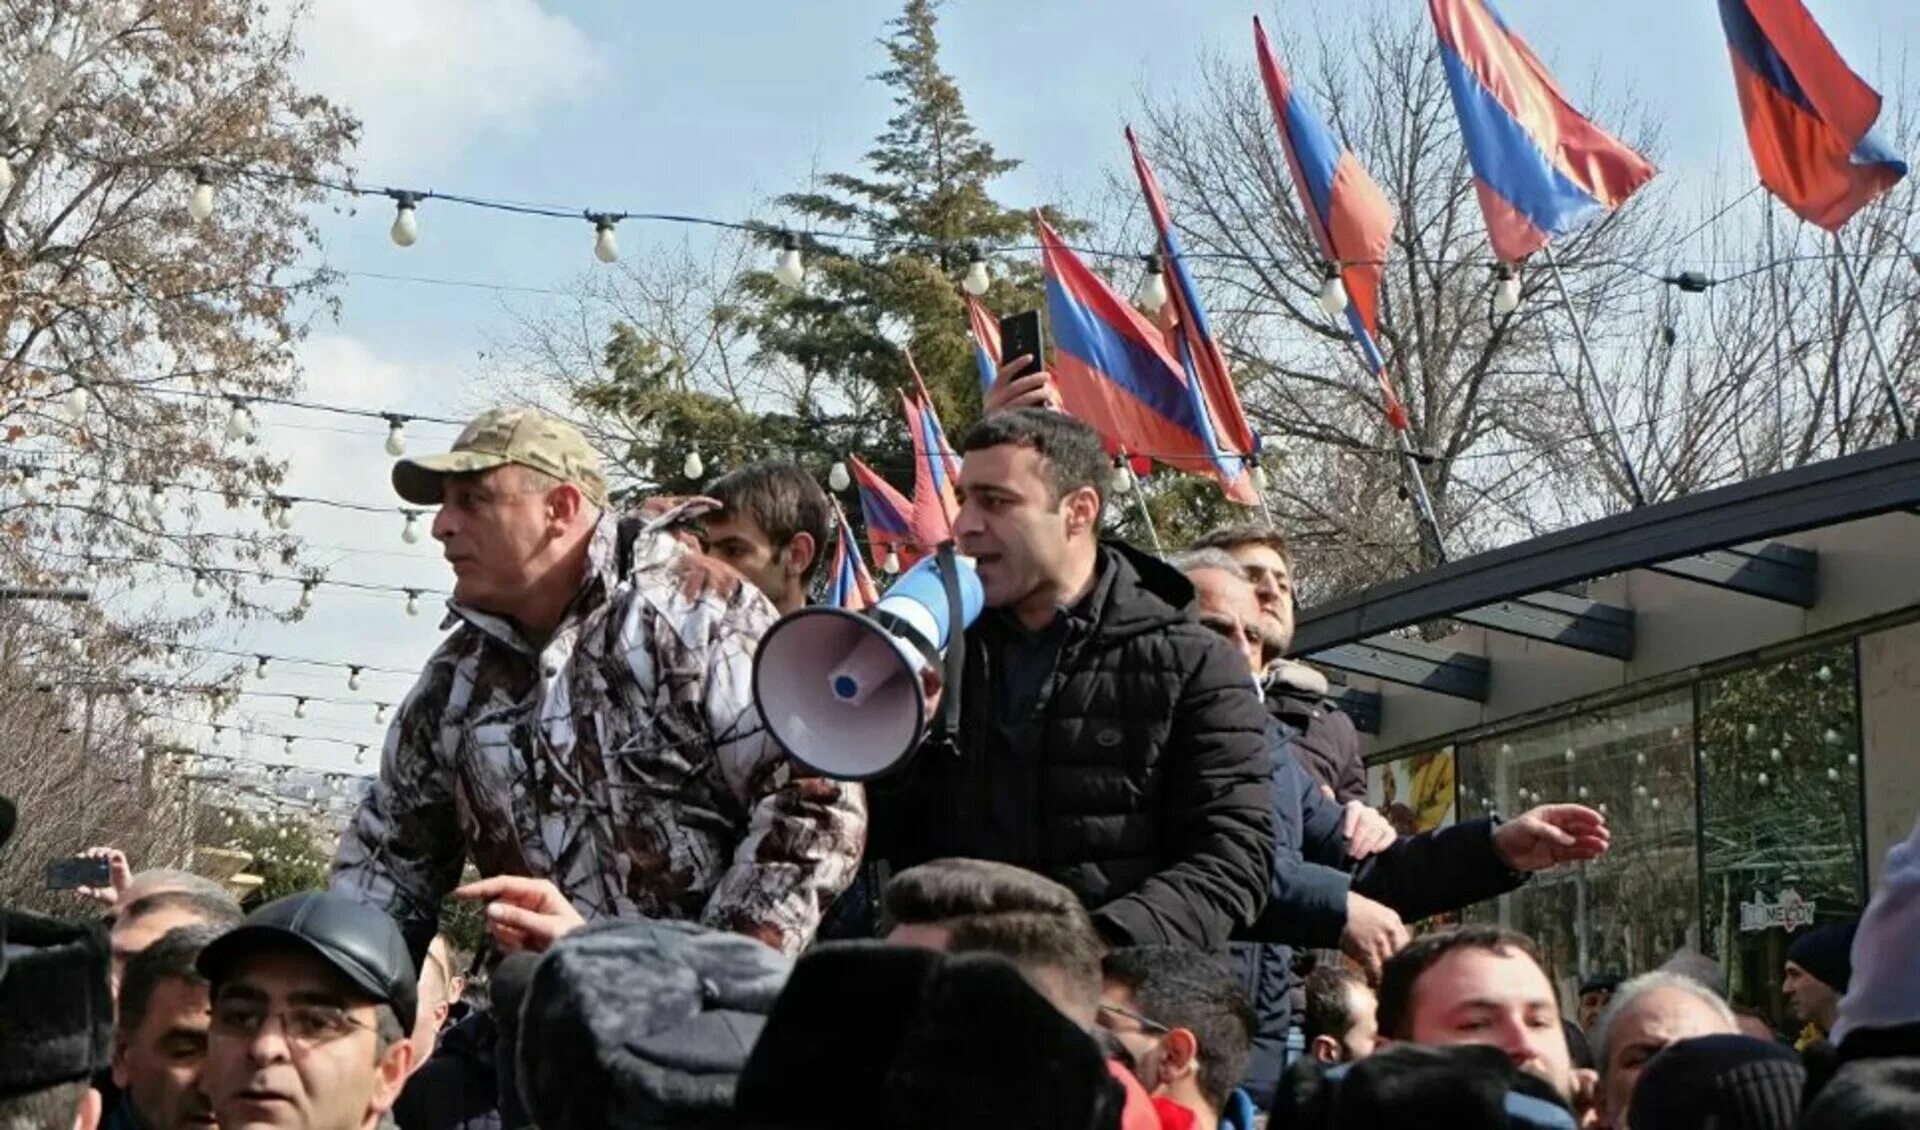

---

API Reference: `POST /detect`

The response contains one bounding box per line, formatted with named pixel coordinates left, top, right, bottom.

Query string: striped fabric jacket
left=330, top=513, right=865, bottom=957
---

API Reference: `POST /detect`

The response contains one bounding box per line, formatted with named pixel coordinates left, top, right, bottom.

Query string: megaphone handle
left=936, top=542, right=965, bottom=748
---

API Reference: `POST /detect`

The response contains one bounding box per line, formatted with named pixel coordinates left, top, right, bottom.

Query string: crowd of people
left=3, top=358, right=1917, bottom=1129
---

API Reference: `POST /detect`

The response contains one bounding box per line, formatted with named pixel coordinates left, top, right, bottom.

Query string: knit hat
left=735, top=942, right=1122, bottom=1130
left=1272, top=1043, right=1577, bottom=1130
left=1799, top=1058, right=1920, bottom=1130
left=1787, top=920, right=1859, bottom=994
left=0, top=910, right=113, bottom=1097
left=1627, top=1034, right=1805, bottom=1130
left=1833, top=815, right=1920, bottom=1044
left=515, top=918, right=793, bottom=1129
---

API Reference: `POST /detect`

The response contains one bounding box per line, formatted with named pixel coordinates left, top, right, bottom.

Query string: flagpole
left=1117, top=449, right=1166, bottom=557
left=1831, top=230, right=1912, bottom=441
left=1541, top=244, right=1649, bottom=508
left=1392, top=428, right=1448, bottom=564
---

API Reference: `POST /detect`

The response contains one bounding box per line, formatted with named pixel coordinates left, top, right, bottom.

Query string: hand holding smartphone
left=987, top=310, right=1060, bottom=414
left=45, top=855, right=112, bottom=891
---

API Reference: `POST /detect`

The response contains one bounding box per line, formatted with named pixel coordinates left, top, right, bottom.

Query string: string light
left=187, top=167, right=215, bottom=223
left=295, top=581, right=316, bottom=614
left=225, top=399, right=254, bottom=440
left=283, top=736, right=295, bottom=757
left=383, top=416, right=408, bottom=456
left=1757, top=771, right=1770, bottom=787
left=773, top=231, right=805, bottom=289
left=1827, top=767, right=1841, bottom=781
left=1823, top=728, right=1842, bottom=745
left=374, top=702, right=390, bottom=724
left=1769, top=747, right=1782, bottom=763
left=591, top=213, right=620, bottom=263
left=388, top=191, right=418, bottom=247
left=683, top=450, right=704, bottom=480
left=347, top=666, right=364, bottom=692
left=1114, top=461, right=1136, bottom=494
left=145, top=485, right=166, bottom=521
left=63, top=383, right=90, bottom=423
left=828, top=461, right=850, bottom=492
left=1492, top=264, right=1521, bottom=315
left=255, top=655, right=270, bottom=680
left=293, top=696, right=309, bottom=719
left=400, top=510, right=423, bottom=544
left=1563, top=748, right=1576, bottom=764
left=354, top=745, right=367, bottom=765
left=1316, top=263, right=1348, bottom=317
left=192, top=572, right=209, bottom=598
left=15, top=467, right=37, bottom=500
left=882, top=548, right=901, bottom=575
left=961, top=246, right=991, bottom=296
left=1134, top=255, right=1168, bottom=313
left=404, top=589, right=420, bottom=617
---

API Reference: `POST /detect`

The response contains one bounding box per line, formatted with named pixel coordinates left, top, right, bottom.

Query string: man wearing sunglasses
left=197, top=892, right=417, bottom=1130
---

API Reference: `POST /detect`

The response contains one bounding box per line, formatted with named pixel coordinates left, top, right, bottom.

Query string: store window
left=1456, top=690, right=1698, bottom=1004
left=1697, top=643, right=1865, bottom=1040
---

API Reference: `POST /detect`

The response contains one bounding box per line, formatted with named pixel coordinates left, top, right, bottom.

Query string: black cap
left=1580, top=972, right=1624, bottom=996
left=196, top=891, right=417, bottom=1031
left=0, top=909, right=113, bottom=1097
left=1628, top=1034, right=1805, bottom=1130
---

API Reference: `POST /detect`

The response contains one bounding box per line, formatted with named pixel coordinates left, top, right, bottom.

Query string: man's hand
left=1341, top=801, right=1397, bottom=860
left=1492, top=804, right=1612, bottom=872
left=982, top=356, right=1059, bottom=415
left=637, top=494, right=722, bottom=551
left=671, top=551, right=745, bottom=603
left=75, top=846, right=131, bottom=908
left=454, top=876, right=587, bottom=955
left=1340, top=892, right=1410, bottom=981
left=1571, top=1067, right=1603, bottom=1130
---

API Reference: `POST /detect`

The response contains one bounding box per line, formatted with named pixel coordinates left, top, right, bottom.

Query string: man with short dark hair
left=868, top=408, right=1273, bottom=951
left=703, top=461, right=832, bottom=615
left=1303, top=967, right=1378, bottom=1065
left=110, top=891, right=243, bottom=996
left=881, top=859, right=1104, bottom=1027
left=1193, top=523, right=1362, bottom=803
left=332, top=407, right=864, bottom=962
left=106, top=924, right=227, bottom=1130
left=198, top=891, right=417, bottom=1130
left=1579, top=972, right=1623, bottom=1034
left=1784, top=920, right=1856, bottom=1041
left=1377, top=925, right=1584, bottom=1110
left=1101, top=947, right=1257, bottom=1130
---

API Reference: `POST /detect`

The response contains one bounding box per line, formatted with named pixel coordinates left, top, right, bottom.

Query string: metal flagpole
left=1117, top=449, right=1166, bottom=557
left=1542, top=244, right=1649, bottom=508
left=1392, top=428, right=1448, bottom=563
left=1832, top=230, right=1912, bottom=441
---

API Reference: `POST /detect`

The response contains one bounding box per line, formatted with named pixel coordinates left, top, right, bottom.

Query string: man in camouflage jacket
left=330, top=407, right=865, bottom=960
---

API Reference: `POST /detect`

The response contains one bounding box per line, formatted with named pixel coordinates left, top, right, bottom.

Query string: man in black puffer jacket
left=867, top=409, right=1274, bottom=951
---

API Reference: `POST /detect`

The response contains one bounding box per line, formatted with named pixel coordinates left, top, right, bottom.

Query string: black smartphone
left=45, top=855, right=110, bottom=890
left=997, top=310, right=1045, bottom=380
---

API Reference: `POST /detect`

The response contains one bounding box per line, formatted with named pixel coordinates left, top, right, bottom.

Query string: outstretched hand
left=75, top=846, right=132, bottom=908
left=454, top=875, right=587, bottom=955
left=1492, top=804, right=1611, bottom=872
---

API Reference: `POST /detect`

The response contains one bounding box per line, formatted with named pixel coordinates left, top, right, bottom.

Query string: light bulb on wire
left=374, top=702, right=389, bottom=724
left=961, top=246, right=991, bottom=296
left=1135, top=255, right=1168, bottom=314
left=773, top=231, right=805, bottom=289
left=400, top=510, right=423, bottom=544
left=882, top=548, right=901, bottom=576
left=293, top=697, right=308, bottom=719
left=383, top=416, right=407, bottom=456
left=683, top=450, right=704, bottom=480
left=295, top=582, right=315, bottom=614
left=283, top=736, right=295, bottom=757
left=187, top=168, right=215, bottom=223
left=192, top=571, right=209, bottom=598
left=347, top=666, right=363, bottom=692
left=255, top=655, right=270, bottom=680
left=273, top=499, right=294, bottom=531
left=404, top=590, right=420, bottom=617
left=591, top=214, right=619, bottom=263
left=64, top=384, right=89, bottom=423
left=15, top=468, right=37, bottom=501
left=354, top=745, right=367, bottom=765
left=225, top=400, right=254, bottom=440
left=1492, top=264, right=1522, bottom=316
left=1114, top=460, right=1135, bottom=494
left=1316, top=263, right=1349, bottom=317
left=389, top=192, right=418, bottom=247
left=828, top=461, right=850, bottom=492
left=146, top=485, right=165, bottom=521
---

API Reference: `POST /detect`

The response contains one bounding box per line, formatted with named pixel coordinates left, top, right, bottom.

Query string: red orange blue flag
left=1124, top=128, right=1263, bottom=500
left=847, top=455, right=920, bottom=571
left=1037, top=217, right=1258, bottom=505
left=1718, top=0, right=1906, bottom=231
left=900, top=352, right=961, bottom=546
left=1252, top=16, right=1410, bottom=432
left=1427, top=0, right=1656, bottom=262
left=966, top=296, right=1003, bottom=398
left=826, top=498, right=879, bottom=611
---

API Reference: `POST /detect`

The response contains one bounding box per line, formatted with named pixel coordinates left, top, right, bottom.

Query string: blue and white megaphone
left=752, top=548, right=984, bottom=780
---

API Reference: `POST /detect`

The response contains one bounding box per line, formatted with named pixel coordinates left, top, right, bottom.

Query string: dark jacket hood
left=1087, top=540, right=1196, bottom=643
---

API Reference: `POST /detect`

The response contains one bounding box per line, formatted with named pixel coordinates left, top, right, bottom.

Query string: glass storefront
left=1697, top=642, right=1866, bottom=1036
left=1384, top=640, right=1867, bottom=1025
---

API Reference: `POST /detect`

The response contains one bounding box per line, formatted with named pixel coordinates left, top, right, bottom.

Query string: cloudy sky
left=204, top=0, right=1920, bottom=782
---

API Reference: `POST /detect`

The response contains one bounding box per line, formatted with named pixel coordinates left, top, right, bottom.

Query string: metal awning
left=1293, top=439, right=1920, bottom=747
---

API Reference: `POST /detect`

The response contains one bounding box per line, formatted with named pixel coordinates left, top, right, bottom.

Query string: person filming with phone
left=328, top=406, right=864, bottom=965
left=866, top=351, right=1274, bottom=950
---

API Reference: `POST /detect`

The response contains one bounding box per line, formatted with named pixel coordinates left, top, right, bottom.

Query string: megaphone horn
left=753, top=547, right=983, bottom=781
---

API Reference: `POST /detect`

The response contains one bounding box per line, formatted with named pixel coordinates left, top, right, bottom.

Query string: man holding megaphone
left=755, top=407, right=1274, bottom=951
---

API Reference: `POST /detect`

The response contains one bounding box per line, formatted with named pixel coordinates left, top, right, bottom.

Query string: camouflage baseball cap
left=392, top=406, right=608, bottom=508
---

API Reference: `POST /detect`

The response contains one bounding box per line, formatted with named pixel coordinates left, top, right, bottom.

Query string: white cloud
left=284, top=0, right=605, bottom=177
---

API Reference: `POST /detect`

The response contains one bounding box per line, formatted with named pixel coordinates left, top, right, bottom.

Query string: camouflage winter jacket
left=330, top=514, right=866, bottom=957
